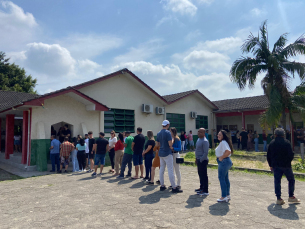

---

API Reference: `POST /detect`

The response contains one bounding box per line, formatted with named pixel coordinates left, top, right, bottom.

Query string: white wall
left=79, top=73, right=166, bottom=137
left=31, top=94, right=100, bottom=139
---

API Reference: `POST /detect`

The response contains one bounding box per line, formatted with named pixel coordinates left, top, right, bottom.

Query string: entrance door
left=247, top=124, right=254, bottom=132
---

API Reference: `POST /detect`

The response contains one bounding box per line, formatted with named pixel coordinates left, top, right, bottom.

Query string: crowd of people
left=49, top=122, right=301, bottom=204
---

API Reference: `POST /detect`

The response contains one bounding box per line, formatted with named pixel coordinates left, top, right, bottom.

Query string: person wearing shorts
left=131, top=127, right=146, bottom=179
left=59, top=137, right=74, bottom=173
left=92, top=132, right=109, bottom=177
left=187, top=130, right=194, bottom=150
left=87, top=131, right=96, bottom=173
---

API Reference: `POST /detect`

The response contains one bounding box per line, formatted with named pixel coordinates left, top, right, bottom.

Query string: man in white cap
left=156, top=120, right=183, bottom=193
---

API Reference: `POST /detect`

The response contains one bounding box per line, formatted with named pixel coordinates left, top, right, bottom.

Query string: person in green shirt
left=117, top=131, right=134, bottom=178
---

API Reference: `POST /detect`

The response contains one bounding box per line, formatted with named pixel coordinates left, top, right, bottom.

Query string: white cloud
left=0, top=1, right=38, bottom=51
left=183, top=50, right=231, bottom=71
left=193, top=36, right=243, bottom=53
left=114, top=39, right=164, bottom=63
left=60, top=34, right=123, bottom=59
left=185, top=30, right=202, bottom=41
left=162, top=0, right=197, bottom=16
left=195, top=0, right=214, bottom=4
left=250, top=8, right=267, bottom=17
left=156, top=15, right=180, bottom=27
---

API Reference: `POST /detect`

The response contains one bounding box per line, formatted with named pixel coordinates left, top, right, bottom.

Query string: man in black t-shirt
left=131, top=127, right=146, bottom=179
left=240, top=127, right=248, bottom=150
left=92, top=132, right=109, bottom=177
left=62, top=124, right=71, bottom=142
left=87, top=131, right=96, bottom=173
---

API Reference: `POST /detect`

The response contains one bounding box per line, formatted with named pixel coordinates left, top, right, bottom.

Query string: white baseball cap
left=162, top=120, right=170, bottom=126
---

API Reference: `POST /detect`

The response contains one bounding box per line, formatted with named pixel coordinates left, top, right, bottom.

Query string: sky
left=1, top=0, right=305, bottom=101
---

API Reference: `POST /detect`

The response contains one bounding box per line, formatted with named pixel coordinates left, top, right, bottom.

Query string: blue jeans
left=71, top=149, right=79, bottom=172
left=217, top=157, right=232, bottom=197
left=254, top=138, right=259, bottom=152
left=120, top=154, right=133, bottom=177
left=50, top=153, right=60, bottom=171
left=263, top=140, right=267, bottom=151
left=94, top=154, right=106, bottom=166
left=273, top=167, right=295, bottom=199
left=133, top=154, right=143, bottom=166
left=144, top=153, right=154, bottom=179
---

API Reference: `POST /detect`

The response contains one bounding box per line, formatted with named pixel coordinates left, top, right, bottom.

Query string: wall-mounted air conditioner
left=190, top=111, right=197, bottom=119
left=156, top=107, right=165, bottom=115
left=142, top=104, right=153, bottom=113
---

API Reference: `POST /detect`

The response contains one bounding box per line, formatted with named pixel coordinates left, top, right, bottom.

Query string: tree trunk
left=281, top=110, right=286, bottom=137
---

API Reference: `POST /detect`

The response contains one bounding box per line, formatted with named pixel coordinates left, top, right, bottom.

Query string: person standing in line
left=156, top=120, right=183, bottom=193
left=180, top=131, right=186, bottom=152
left=215, top=130, right=233, bottom=202
left=267, top=128, right=301, bottom=205
left=170, top=127, right=182, bottom=189
left=62, top=124, right=71, bottom=142
left=114, top=132, right=124, bottom=175
left=247, top=130, right=254, bottom=151
left=240, top=127, right=248, bottom=150
left=51, top=126, right=57, bottom=139
left=92, top=132, right=109, bottom=177
left=87, top=131, right=96, bottom=173
left=213, top=129, right=218, bottom=146
left=85, top=134, right=90, bottom=170
left=59, top=137, right=74, bottom=173
left=187, top=130, right=194, bottom=151
left=71, top=136, right=79, bottom=172
left=131, top=127, right=146, bottom=179
left=205, top=130, right=209, bottom=142
left=262, top=130, right=268, bottom=152
left=195, top=128, right=209, bottom=196
left=108, top=131, right=117, bottom=173
left=76, top=137, right=87, bottom=172
left=236, top=130, right=240, bottom=150
left=117, top=131, right=134, bottom=178
left=14, top=133, right=21, bottom=153
left=254, top=131, right=259, bottom=152
left=57, top=127, right=64, bottom=143
left=49, top=135, right=61, bottom=172
left=146, top=144, right=161, bottom=185
left=142, top=130, right=155, bottom=181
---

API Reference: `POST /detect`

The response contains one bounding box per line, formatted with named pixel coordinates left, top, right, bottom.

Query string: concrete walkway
left=0, top=165, right=304, bottom=228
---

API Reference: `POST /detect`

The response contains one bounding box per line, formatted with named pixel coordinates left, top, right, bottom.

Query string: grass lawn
left=0, top=169, right=23, bottom=182
left=182, top=149, right=305, bottom=174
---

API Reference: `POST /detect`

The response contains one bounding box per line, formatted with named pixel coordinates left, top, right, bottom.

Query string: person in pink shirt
left=187, top=130, right=194, bottom=150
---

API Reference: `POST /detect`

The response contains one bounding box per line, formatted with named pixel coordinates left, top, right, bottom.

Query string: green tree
left=230, top=21, right=305, bottom=128
left=0, top=51, right=37, bottom=94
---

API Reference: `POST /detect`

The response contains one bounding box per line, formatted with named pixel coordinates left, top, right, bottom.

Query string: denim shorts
left=189, top=140, right=194, bottom=146
left=14, top=140, right=21, bottom=145
left=94, top=154, right=106, bottom=166
left=133, top=154, right=143, bottom=166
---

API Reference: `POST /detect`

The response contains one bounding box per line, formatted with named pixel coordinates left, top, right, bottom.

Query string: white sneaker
left=217, top=197, right=229, bottom=202
left=197, top=191, right=209, bottom=196
left=83, top=169, right=86, bottom=172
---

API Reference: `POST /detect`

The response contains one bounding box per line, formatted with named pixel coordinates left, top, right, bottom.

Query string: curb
left=182, top=161, right=305, bottom=178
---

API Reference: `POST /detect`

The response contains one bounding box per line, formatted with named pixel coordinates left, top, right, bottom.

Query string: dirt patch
left=0, top=169, right=23, bottom=181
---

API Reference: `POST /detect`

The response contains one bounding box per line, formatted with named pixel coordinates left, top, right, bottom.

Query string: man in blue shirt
left=49, top=135, right=61, bottom=172
left=156, top=120, right=183, bottom=193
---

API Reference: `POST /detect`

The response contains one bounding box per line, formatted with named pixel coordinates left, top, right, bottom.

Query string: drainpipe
left=25, top=110, right=30, bottom=169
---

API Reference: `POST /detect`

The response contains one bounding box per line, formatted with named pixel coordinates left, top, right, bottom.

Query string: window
left=104, top=109, right=135, bottom=133
left=196, top=115, right=208, bottom=129
left=166, top=113, right=185, bottom=132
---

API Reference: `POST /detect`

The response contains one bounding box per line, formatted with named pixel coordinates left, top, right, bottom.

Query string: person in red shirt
left=114, top=132, right=125, bottom=175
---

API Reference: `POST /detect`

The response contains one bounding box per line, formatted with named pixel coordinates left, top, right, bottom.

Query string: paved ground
left=0, top=165, right=304, bottom=229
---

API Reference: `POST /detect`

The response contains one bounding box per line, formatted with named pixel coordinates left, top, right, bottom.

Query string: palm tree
left=230, top=20, right=305, bottom=128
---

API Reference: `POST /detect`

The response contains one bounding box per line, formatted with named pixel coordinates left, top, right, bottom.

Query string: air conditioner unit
left=190, top=111, right=197, bottom=119
left=142, top=104, right=153, bottom=113
left=156, top=107, right=165, bottom=115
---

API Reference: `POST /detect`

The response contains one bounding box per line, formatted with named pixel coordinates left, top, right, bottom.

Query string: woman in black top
left=142, top=130, right=155, bottom=183
left=180, top=131, right=186, bottom=152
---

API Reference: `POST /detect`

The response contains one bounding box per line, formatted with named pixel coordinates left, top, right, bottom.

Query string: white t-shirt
left=109, top=137, right=117, bottom=148
left=14, top=136, right=21, bottom=141
left=215, top=140, right=231, bottom=157
left=85, top=138, right=89, bottom=153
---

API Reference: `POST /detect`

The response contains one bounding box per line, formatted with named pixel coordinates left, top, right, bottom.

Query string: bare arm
left=131, top=142, right=135, bottom=152
left=219, top=150, right=231, bottom=161
left=142, top=145, right=152, bottom=156
left=155, top=141, right=160, bottom=147
left=106, top=144, right=109, bottom=153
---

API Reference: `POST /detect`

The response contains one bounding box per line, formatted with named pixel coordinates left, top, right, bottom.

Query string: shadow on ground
left=139, top=190, right=172, bottom=204
left=209, top=202, right=230, bottom=216
left=267, top=203, right=299, bottom=220
left=185, top=194, right=207, bottom=208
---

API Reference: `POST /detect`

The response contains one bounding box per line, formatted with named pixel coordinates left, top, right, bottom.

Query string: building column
left=21, top=111, right=29, bottom=164
left=5, top=114, right=15, bottom=159
left=242, top=112, right=245, bottom=129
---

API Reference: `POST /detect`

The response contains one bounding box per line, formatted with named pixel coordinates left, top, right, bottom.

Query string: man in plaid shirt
left=59, top=137, right=75, bottom=173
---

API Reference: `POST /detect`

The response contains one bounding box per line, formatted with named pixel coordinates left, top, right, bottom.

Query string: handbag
left=176, top=157, right=184, bottom=164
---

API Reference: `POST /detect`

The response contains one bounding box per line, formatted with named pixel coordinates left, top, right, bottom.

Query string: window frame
left=196, top=115, right=208, bottom=129
left=104, top=109, right=135, bottom=133
left=166, top=113, right=185, bottom=133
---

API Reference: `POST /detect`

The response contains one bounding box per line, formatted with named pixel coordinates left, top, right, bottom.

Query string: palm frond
left=241, top=33, right=262, bottom=54
left=259, top=20, right=269, bottom=51
left=230, top=57, right=266, bottom=90
left=281, top=61, right=305, bottom=80
left=272, top=33, right=288, bottom=54
left=280, top=34, right=305, bottom=59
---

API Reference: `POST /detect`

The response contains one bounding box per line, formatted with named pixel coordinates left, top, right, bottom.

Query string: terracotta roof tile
left=0, top=91, right=40, bottom=112
left=162, top=90, right=198, bottom=103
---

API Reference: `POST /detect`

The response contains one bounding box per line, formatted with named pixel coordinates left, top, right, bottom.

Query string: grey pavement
left=0, top=165, right=304, bottom=229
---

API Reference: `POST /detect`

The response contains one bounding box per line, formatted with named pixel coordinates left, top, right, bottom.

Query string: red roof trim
left=74, top=69, right=169, bottom=104
left=24, top=88, right=109, bottom=111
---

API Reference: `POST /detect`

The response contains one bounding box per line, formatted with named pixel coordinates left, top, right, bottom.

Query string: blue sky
left=1, top=0, right=305, bottom=101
